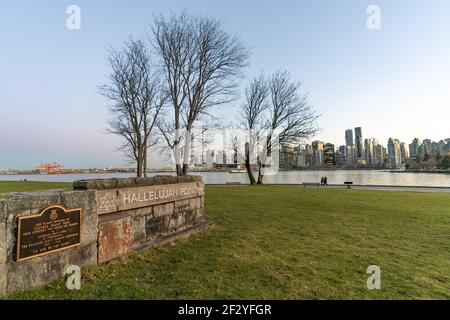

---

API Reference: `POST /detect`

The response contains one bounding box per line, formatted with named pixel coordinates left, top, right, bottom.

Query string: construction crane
left=36, top=163, right=64, bottom=174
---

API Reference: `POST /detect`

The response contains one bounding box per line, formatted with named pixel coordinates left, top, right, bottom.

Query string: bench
left=344, top=181, right=353, bottom=189
left=303, top=182, right=321, bottom=188
left=226, top=182, right=242, bottom=185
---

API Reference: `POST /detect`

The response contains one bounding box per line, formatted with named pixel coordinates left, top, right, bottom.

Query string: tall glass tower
left=345, top=129, right=353, bottom=146
left=355, top=127, right=364, bottom=159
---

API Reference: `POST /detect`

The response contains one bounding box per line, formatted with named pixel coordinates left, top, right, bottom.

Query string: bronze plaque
left=16, top=205, right=82, bottom=262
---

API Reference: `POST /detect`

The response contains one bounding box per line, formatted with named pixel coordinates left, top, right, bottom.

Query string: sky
left=0, top=0, right=449, bottom=169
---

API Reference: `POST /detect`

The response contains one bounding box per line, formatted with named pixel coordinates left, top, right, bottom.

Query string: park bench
left=344, top=181, right=353, bottom=188
left=303, top=182, right=321, bottom=188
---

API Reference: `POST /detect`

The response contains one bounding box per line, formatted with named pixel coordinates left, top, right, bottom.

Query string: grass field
left=2, top=182, right=450, bottom=299
left=0, top=181, right=72, bottom=193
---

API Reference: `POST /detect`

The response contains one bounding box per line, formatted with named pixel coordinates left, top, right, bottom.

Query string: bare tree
left=100, top=38, right=164, bottom=177
left=240, top=73, right=269, bottom=184
left=254, top=71, right=320, bottom=184
left=152, top=12, right=250, bottom=176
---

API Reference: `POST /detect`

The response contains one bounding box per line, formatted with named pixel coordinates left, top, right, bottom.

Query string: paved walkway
left=209, top=183, right=450, bottom=193
left=288, top=184, right=450, bottom=193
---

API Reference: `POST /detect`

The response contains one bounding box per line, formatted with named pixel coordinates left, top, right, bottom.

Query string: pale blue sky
left=1, top=0, right=449, bottom=169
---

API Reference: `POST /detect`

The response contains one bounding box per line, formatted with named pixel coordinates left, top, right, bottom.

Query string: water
left=0, top=170, right=449, bottom=187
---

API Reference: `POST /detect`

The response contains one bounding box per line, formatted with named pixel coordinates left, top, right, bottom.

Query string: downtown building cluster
left=279, top=127, right=450, bottom=169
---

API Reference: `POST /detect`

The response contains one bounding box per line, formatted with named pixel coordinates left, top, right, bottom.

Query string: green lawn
left=0, top=181, right=72, bottom=194
left=3, top=183, right=450, bottom=299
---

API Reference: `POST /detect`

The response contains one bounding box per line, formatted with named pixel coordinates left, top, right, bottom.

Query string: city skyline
left=1, top=1, right=450, bottom=169
left=1, top=124, right=448, bottom=170
left=278, top=126, right=449, bottom=170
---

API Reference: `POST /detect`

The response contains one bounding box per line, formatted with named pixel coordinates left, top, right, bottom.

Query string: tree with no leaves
left=152, top=12, right=250, bottom=176
left=240, top=73, right=269, bottom=184
left=100, top=38, right=165, bottom=177
left=240, top=71, right=320, bottom=184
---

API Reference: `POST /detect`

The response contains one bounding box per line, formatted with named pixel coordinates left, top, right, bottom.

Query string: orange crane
left=36, top=163, right=64, bottom=174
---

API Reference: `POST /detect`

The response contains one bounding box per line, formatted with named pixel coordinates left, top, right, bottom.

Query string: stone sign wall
left=0, top=175, right=208, bottom=296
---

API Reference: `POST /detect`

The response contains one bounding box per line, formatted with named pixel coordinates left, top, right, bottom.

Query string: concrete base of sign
left=0, top=176, right=208, bottom=296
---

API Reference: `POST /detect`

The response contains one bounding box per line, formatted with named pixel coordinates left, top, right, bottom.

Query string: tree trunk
left=136, top=149, right=143, bottom=178
left=182, top=163, right=189, bottom=176
left=181, top=128, right=191, bottom=176
left=176, top=164, right=182, bottom=176
left=245, top=148, right=256, bottom=184
left=143, top=149, right=147, bottom=178
left=256, top=163, right=264, bottom=184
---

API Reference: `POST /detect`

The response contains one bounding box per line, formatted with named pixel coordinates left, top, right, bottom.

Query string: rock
left=153, top=202, right=174, bottom=218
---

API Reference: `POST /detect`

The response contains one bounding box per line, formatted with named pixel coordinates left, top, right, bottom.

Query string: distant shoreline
left=1, top=168, right=450, bottom=175
left=1, top=168, right=449, bottom=176
left=391, top=170, right=450, bottom=174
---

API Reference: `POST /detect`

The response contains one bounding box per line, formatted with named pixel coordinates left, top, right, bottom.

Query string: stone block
left=131, top=215, right=147, bottom=244
left=98, top=217, right=132, bottom=263
left=195, top=208, right=205, bottom=221
left=73, top=176, right=203, bottom=191
left=7, top=191, right=61, bottom=215
left=116, top=178, right=138, bottom=189
left=80, top=210, right=99, bottom=246
left=184, top=209, right=197, bottom=225
left=6, top=243, right=96, bottom=294
left=146, top=216, right=166, bottom=238
left=61, top=190, right=98, bottom=246
left=0, top=199, right=6, bottom=221
left=197, top=182, right=205, bottom=196
left=153, top=202, right=174, bottom=218
left=67, top=243, right=98, bottom=267
left=72, top=180, right=89, bottom=190
left=60, top=190, right=96, bottom=213
left=135, top=177, right=157, bottom=187
left=96, top=189, right=119, bottom=215
left=189, top=197, right=200, bottom=210
left=200, top=196, right=205, bottom=208
left=0, top=222, right=6, bottom=263
left=117, top=182, right=200, bottom=211
left=128, top=206, right=152, bottom=217
left=168, top=213, right=186, bottom=233
left=0, top=262, right=6, bottom=296
left=175, top=199, right=190, bottom=208
left=73, top=179, right=118, bottom=191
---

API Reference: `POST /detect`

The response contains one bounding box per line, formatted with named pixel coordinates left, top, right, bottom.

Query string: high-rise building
left=336, top=145, right=347, bottom=165
left=443, top=140, right=450, bottom=156
left=304, top=144, right=313, bottom=166
left=364, top=138, right=377, bottom=165
left=400, top=143, right=409, bottom=163
left=375, top=144, right=386, bottom=165
left=355, top=127, right=364, bottom=159
left=312, top=141, right=324, bottom=165
left=346, top=144, right=356, bottom=165
left=279, top=145, right=296, bottom=169
left=323, top=143, right=335, bottom=165
left=408, top=138, right=421, bottom=160
left=296, top=145, right=307, bottom=167
left=387, top=138, right=402, bottom=167
left=345, top=129, right=354, bottom=146
left=422, top=139, right=432, bottom=156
